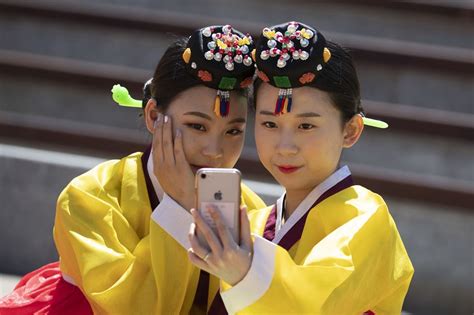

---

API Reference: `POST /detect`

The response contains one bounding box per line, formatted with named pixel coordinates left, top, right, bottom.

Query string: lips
left=277, top=165, right=302, bottom=174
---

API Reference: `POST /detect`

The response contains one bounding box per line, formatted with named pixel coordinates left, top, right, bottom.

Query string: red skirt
left=0, top=262, right=93, bottom=315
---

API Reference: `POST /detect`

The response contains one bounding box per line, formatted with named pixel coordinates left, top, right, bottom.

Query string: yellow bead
left=323, top=47, right=331, bottom=63
left=182, top=48, right=191, bottom=64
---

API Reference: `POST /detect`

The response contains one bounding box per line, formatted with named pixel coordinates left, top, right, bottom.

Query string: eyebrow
left=258, top=110, right=321, bottom=117
left=228, top=117, right=246, bottom=124
left=183, top=111, right=246, bottom=124
left=296, top=112, right=321, bottom=118
left=183, top=111, right=212, bottom=120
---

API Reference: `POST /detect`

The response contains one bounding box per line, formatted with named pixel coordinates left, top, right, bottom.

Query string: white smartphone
left=195, top=168, right=241, bottom=247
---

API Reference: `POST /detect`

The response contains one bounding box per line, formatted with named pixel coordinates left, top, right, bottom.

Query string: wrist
left=173, top=192, right=194, bottom=211
left=228, top=252, right=253, bottom=286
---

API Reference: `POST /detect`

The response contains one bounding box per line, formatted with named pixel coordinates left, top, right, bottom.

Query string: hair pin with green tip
left=362, top=116, right=389, bottom=129
left=111, top=84, right=142, bottom=108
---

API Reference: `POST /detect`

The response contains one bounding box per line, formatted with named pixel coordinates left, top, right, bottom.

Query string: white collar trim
left=146, top=149, right=164, bottom=202
left=272, top=165, right=351, bottom=244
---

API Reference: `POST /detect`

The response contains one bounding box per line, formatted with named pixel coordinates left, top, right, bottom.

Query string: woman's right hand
left=152, top=113, right=195, bottom=211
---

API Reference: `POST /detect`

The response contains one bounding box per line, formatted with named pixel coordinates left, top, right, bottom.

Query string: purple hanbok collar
left=141, top=145, right=159, bottom=210
left=274, top=175, right=353, bottom=251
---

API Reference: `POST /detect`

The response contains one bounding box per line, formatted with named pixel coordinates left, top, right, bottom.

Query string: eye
left=299, top=123, right=315, bottom=130
left=186, top=123, right=206, bottom=131
left=227, top=128, right=244, bottom=136
left=261, top=121, right=277, bottom=129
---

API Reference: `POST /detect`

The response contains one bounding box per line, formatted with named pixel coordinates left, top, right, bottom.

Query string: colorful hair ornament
left=214, top=90, right=230, bottom=117
left=111, top=84, right=142, bottom=108
left=275, top=88, right=293, bottom=115
left=185, top=25, right=256, bottom=118
left=361, top=114, right=389, bottom=129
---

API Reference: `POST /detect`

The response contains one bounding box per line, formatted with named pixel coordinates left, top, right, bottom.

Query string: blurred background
left=0, top=0, right=472, bottom=313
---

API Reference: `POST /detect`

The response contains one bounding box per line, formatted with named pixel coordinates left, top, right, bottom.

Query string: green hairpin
left=362, top=117, right=388, bottom=129
left=111, top=84, right=142, bottom=108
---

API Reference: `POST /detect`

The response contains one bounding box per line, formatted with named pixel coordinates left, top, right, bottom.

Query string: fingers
left=152, top=113, right=164, bottom=164
left=209, top=206, right=235, bottom=250
left=188, top=248, right=210, bottom=272
left=191, top=209, right=222, bottom=256
left=173, top=129, right=190, bottom=170
left=188, top=222, right=210, bottom=260
left=240, top=206, right=252, bottom=251
left=161, top=114, right=175, bottom=164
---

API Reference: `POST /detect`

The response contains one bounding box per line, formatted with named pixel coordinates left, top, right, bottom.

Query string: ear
left=143, top=99, right=160, bottom=133
left=342, top=114, right=364, bottom=148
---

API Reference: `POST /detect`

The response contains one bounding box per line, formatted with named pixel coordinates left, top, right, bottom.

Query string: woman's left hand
left=188, top=206, right=253, bottom=286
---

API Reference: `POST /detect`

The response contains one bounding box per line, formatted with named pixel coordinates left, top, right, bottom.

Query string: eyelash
left=227, top=129, right=243, bottom=136
left=186, top=123, right=206, bottom=131
left=262, top=121, right=277, bottom=128
left=186, top=124, right=243, bottom=136
left=299, top=123, right=315, bottom=130
left=261, top=122, right=316, bottom=130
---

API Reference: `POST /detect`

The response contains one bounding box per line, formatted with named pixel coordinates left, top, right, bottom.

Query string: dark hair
left=144, top=37, right=248, bottom=112
left=252, top=40, right=364, bottom=123
left=142, top=37, right=200, bottom=112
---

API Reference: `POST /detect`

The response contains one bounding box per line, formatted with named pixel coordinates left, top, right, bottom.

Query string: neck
left=284, top=188, right=313, bottom=219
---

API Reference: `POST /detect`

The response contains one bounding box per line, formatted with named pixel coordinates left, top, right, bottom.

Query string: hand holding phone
left=195, top=168, right=241, bottom=247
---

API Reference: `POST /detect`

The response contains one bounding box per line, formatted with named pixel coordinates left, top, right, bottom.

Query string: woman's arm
left=53, top=161, right=157, bottom=315
left=189, top=203, right=414, bottom=315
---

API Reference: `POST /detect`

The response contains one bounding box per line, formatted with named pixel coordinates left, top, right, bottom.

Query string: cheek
left=180, top=128, right=201, bottom=158
left=303, top=132, right=343, bottom=168
left=255, top=127, right=273, bottom=163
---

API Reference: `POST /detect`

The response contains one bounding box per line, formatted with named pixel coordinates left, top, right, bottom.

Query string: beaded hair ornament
left=255, top=21, right=387, bottom=128
left=182, top=25, right=255, bottom=117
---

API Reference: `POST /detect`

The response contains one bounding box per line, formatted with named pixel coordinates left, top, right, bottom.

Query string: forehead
left=167, top=85, right=247, bottom=118
left=256, top=83, right=333, bottom=115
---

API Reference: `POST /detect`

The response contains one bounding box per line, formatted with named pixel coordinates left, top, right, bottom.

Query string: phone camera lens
left=201, top=174, right=206, bottom=179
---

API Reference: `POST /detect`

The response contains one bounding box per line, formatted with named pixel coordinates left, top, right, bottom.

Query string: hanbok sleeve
left=220, top=204, right=414, bottom=315
left=53, top=167, right=156, bottom=315
left=150, top=183, right=266, bottom=250
left=147, top=183, right=267, bottom=313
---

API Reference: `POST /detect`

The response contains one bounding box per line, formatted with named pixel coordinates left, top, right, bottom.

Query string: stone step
left=3, top=0, right=471, bottom=49
left=0, top=4, right=472, bottom=112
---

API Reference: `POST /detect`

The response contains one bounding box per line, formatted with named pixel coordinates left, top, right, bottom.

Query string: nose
left=202, top=136, right=224, bottom=160
left=276, top=132, right=298, bottom=156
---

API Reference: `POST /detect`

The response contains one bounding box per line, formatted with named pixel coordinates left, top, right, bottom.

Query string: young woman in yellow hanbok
left=0, top=25, right=264, bottom=315
left=189, top=21, right=414, bottom=315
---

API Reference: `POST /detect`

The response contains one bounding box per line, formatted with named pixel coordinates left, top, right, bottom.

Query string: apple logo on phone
left=214, top=190, right=223, bottom=201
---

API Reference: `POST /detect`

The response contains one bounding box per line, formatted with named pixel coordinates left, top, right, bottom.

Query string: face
left=145, top=85, right=247, bottom=173
left=255, top=83, right=363, bottom=194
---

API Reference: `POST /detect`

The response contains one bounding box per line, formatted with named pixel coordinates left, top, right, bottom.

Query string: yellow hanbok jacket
left=53, top=151, right=265, bottom=315
left=219, top=169, right=414, bottom=315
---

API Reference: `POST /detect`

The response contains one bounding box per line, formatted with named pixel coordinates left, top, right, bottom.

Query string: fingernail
left=157, top=113, right=162, bottom=122
left=164, top=115, right=169, bottom=123
left=153, top=119, right=158, bottom=128
left=176, top=129, right=181, bottom=137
